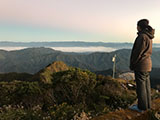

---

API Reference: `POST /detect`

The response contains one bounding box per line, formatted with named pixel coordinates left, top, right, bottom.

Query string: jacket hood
left=138, top=29, right=155, bottom=39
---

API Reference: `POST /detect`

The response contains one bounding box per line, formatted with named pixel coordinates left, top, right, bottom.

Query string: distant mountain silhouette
left=94, top=69, right=122, bottom=77
left=0, top=48, right=131, bottom=73
left=0, top=41, right=160, bottom=49
left=150, top=68, right=160, bottom=89
left=0, top=47, right=160, bottom=78
left=0, top=41, right=133, bottom=48
left=0, top=72, right=33, bottom=82
left=95, top=69, right=113, bottom=76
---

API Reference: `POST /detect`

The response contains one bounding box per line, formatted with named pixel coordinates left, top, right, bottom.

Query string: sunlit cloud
left=0, top=46, right=116, bottom=53
left=50, top=47, right=116, bottom=52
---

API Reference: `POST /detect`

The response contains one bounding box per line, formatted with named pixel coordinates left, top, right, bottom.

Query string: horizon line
left=0, top=40, right=160, bottom=44
left=0, top=40, right=135, bottom=44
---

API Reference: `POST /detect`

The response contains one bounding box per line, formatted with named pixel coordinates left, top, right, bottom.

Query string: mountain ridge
left=0, top=41, right=160, bottom=48
left=0, top=47, right=160, bottom=74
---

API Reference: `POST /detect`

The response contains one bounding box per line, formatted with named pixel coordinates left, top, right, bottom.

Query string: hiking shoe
left=129, top=105, right=144, bottom=113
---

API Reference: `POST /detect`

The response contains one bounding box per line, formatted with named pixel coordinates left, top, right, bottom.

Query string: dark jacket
left=130, top=30, right=154, bottom=72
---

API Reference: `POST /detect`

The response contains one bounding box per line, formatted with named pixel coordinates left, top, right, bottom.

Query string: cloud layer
left=0, top=46, right=116, bottom=53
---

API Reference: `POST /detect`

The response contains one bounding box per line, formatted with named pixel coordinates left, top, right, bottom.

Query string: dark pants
left=134, top=71, right=151, bottom=110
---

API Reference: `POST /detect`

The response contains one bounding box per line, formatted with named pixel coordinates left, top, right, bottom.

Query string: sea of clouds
left=0, top=46, right=117, bottom=53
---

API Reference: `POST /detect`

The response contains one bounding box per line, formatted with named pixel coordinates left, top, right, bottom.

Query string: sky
left=0, top=0, right=160, bottom=43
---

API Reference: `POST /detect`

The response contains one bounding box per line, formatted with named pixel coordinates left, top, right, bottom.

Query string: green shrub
left=96, top=75, right=136, bottom=110
left=0, top=105, right=45, bottom=120
left=0, top=66, right=139, bottom=119
left=51, top=68, right=97, bottom=105
left=49, top=103, right=76, bottom=120
left=0, top=81, right=54, bottom=108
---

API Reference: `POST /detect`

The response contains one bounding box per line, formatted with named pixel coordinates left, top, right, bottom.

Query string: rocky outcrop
left=33, top=61, right=69, bottom=83
left=118, top=72, right=135, bottom=81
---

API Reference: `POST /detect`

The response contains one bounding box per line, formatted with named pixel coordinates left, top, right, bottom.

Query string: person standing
left=130, top=19, right=155, bottom=112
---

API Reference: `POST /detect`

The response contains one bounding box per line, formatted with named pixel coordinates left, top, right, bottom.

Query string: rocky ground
left=92, top=98, right=160, bottom=120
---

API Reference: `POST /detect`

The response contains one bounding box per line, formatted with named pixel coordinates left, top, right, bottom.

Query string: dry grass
left=92, top=98, right=160, bottom=120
